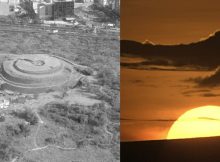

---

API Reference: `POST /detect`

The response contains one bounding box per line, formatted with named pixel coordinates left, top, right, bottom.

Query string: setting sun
left=167, top=106, right=220, bottom=139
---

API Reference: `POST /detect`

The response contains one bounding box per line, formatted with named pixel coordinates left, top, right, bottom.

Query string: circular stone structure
left=0, top=54, right=81, bottom=93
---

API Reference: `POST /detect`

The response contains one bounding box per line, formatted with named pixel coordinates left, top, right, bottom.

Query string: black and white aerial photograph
left=0, top=0, right=120, bottom=161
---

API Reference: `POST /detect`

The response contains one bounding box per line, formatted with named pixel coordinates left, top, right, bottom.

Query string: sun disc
left=167, top=106, right=220, bottom=139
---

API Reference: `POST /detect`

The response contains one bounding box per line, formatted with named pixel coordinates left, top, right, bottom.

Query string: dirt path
left=13, top=85, right=116, bottom=162
left=14, top=111, right=77, bottom=162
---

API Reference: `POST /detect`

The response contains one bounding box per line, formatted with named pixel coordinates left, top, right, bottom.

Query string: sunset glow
left=167, top=106, right=220, bottom=139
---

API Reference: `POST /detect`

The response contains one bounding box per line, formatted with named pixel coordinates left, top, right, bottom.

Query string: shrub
left=5, top=123, right=30, bottom=137
left=39, top=102, right=108, bottom=147
left=0, top=115, right=5, bottom=122
left=88, top=112, right=106, bottom=127
left=44, top=137, right=56, bottom=145
left=90, top=126, right=103, bottom=135
left=96, top=67, right=118, bottom=89
left=76, top=140, right=89, bottom=148
left=111, top=145, right=120, bottom=160
left=0, top=137, right=20, bottom=162
left=10, top=108, right=38, bottom=125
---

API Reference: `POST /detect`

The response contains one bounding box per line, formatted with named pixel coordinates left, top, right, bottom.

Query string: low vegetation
left=0, top=137, right=20, bottom=162
left=0, top=122, right=30, bottom=161
left=5, top=123, right=30, bottom=138
left=10, top=108, right=38, bottom=125
left=39, top=102, right=109, bottom=146
left=89, top=4, right=119, bottom=23
left=39, top=102, right=106, bottom=128
left=96, top=66, right=120, bottom=89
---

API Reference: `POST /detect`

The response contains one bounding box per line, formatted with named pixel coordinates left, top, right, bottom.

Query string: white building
left=0, top=0, right=20, bottom=15
left=94, top=0, right=108, bottom=6
left=74, top=0, right=93, bottom=3
left=32, top=0, right=53, bottom=14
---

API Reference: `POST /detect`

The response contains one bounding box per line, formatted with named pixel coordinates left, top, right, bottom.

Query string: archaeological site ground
left=0, top=22, right=119, bottom=162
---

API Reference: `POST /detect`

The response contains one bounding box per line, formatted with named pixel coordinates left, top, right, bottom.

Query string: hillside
left=121, top=31, right=220, bottom=69
left=0, top=23, right=119, bottom=162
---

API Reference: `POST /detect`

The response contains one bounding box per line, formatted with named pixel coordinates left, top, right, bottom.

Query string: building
left=94, top=0, right=120, bottom=13
left=38, top=3, right=53, bottom=20
left=36, top=0, right=74, bottom=20
left=74, top=0, right=93, bottom=8
left=74, top=0, right=83, bottom=2
left=83, top=0, right=93, bottom=2
left=52, top=0, right=74, bottom=19
left=0, top=0, right=20, bottom=15
left=32, top=0, right=42, bottom=14
left=94, top=0, right=108, bottom=6
left=0, top=2, right=10, bottom=15
left=112, top=0, right=119, bottom=13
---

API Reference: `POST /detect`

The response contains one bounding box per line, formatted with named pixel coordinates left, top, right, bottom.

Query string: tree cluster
left=10, top=108, right=38, bottom=125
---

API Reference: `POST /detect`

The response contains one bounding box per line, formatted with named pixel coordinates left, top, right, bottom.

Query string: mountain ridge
left=121, top=30, right=220, bottom=69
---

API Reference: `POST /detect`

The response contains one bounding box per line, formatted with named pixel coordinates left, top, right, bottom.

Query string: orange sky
left=121, top=68, right=220, bottom=141
left=121, top=0, right=220, bottom=141
left=121, top=0, right=220, bottom=44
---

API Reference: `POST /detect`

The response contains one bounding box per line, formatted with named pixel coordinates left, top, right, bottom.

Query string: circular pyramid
left=0, top=54, right=81, bottom=93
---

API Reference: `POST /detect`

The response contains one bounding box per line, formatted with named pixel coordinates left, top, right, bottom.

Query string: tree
left=10, top=108, right=38, bottom=125
left=16, top=0, right=39, bottom=23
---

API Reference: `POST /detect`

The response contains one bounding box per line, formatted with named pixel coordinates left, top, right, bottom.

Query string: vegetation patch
left=39, top=102, right=110, bottom=147
left=39, top=102, right=106, bottom=128
left=10, top=108, right=38, bottom=125
left=0, top=137, right=20, bottom=162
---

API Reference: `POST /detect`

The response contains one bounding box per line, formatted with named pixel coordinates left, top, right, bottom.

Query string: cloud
left=121, top=32, right=220, bottom=70
left=130, top=79, right=158, bottom=88
left=191, top=67, right=220, bottom=87
left=131, top=80, right=144, bottom=84
left=182, top=89, right=210, bottom=96
left=121, top=58, right=173, bottom=69
left=200, top=93, right=220, bottom=97
left=121, top=118, right=175, bottom=122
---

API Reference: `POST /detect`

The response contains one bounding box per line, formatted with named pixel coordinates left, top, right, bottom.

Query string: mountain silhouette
left=121, top=136, right=220, bottom=162
left=121, top=31, right=220, bottom=69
